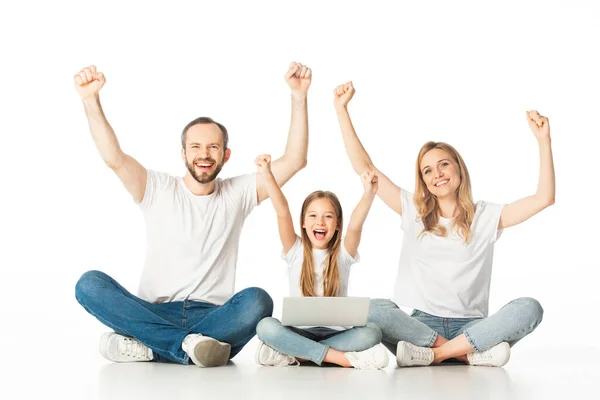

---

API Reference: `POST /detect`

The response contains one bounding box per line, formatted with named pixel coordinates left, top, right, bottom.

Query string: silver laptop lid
left=281, top=297, right=370, bottom=327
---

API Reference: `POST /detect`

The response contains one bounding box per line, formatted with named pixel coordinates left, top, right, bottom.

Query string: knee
left=75, top=270, right=109, bottom=304
left=368, top=298, right=396, bottom=322
left=239, top=287, right=274, bottom=320
left=256, top=317, right=282, bottom=342
left=514, top=297, right=544, bottom=327
left=363, top=322, right=383, bottom=346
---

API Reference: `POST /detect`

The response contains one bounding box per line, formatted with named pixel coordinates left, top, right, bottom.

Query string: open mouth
left=435, top=180, right=449, bottom=188
left=195, top=161, right=215, bottom=172
left=313, top=229, right=327, bottom=241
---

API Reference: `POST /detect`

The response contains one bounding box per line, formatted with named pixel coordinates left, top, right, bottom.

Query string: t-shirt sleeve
left=282, top=236, right=303, bottom=265
left=138, top=170, right=171, bottom=211
left=477, top=200, right=506, bottom=244
left=225, top=173, right=258, bottom=216
left=400, top=188, right=416, bottom=231
left=339, top=242, right=360, bottom=267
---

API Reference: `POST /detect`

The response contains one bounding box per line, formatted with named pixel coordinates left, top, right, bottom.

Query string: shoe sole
left=192, top=338, right=231, bottom=367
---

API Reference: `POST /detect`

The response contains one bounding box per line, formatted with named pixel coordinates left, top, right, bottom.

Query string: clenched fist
left=255, top=154, right=272, bottom=175
left=285, top=62, right=312, bottom=95
left=74, top=65, right=106, bottom=100
left=361, top=170, right=378, bottom=195
left=334, top=81, right=355, bottom=111
left=526, top=110, right=550, bottom=141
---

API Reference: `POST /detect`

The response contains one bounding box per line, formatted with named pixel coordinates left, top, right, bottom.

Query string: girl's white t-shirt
left=283, top=236, right=359, bottom=297
left=393, top=189, right=505, bottom=318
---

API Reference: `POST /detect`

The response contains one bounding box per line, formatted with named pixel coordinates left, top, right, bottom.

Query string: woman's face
left=420, top=148, right=461, bottom=199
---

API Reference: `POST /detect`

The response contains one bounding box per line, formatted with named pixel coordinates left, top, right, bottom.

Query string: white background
left=1, top=0, right=599, bottom=397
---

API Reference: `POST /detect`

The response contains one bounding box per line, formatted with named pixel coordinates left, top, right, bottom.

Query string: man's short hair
left=181, top=117, right=229, bottom=149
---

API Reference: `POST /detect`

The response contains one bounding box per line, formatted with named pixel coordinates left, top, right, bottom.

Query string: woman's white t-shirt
left=393, top=189, right=505, bottom=318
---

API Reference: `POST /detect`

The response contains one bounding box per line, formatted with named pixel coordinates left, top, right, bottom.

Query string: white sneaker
left=344, top=344, right=389, bottom=370
left=396, top=341, right=434, bottom=367
left=255, top=340, right=299, bottom=367
left=182, top=334, right=231, bottom=367
left=467, top=342, right=510, bottom=367
left=99, top=332, right=153, bottom=362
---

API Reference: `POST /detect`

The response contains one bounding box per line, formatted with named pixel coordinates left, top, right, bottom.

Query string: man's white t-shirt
left=393, top=189, right=505, bottom=318
left=136, top=170, right=257, bottom=305
left=283, top=236, right=359, bottom=297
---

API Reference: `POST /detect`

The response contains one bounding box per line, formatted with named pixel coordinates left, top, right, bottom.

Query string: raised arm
left=344, top=171, right=378, bottom=258
left=256, top=62, right=311, bottom=203
left=255, top=154, right=297, bottom=254
left=74, top=66, right=147, bottom=203
left=334, top=82, right=403, bottom=216
left=498, top=110, right=555, bottom=230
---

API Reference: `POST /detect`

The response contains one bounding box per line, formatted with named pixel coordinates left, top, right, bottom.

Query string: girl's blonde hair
left=414, top=141, right=475, bottom=243
left=299, top=191, right=343, bottom=297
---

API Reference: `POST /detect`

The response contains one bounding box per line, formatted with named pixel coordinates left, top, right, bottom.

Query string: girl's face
left=302, top=198, right=339, bottom=250
left=420, top=148, right=461, bottom=199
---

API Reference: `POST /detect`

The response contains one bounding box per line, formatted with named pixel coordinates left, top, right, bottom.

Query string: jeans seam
left=315, top=344, right=329, bottom=365
left=463, top=328, right=480, bottom=352
left=426, top=330, right=438, bottom=347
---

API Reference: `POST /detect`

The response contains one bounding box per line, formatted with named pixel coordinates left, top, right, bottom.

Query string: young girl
left=334, top=81, right=554, bottom=367
left=253, top=154, right=389, bottom=369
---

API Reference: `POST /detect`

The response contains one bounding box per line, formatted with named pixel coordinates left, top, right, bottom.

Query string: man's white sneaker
left=396, top=341, right=434, bottom=367
left=344, top=344, right=389, bottom=370
left=99, top=332, right=153, bottom=362
left=182, top=334, right=231, bottom=367
left=255, top=340, right=299, bottom=367
left=467, top=342, right=510, bottom=367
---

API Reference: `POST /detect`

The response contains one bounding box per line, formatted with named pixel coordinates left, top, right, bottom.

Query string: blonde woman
left=334, top=81, right=554, bottom=367
left=253, top=155, right=389, bottom=369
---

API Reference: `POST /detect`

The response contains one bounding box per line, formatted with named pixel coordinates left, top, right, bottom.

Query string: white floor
left=9, top=334, right=599, bottom=400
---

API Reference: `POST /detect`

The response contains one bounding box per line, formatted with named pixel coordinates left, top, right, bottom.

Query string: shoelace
left=122, top=338, right=148, bottom=359
left=473, top=349, right=493, bottom=361
left=410, top=346, right=433, bottom=362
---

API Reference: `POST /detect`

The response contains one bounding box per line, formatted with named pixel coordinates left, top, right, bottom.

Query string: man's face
left=182, top=123, right=230, bottom=184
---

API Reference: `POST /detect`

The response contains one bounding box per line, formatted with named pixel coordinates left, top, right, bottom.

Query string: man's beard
left=186, top=155, right=225, bottom=184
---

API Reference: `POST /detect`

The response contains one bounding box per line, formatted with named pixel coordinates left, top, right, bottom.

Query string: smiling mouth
left=313, top=229, right=327, bottom=240
left=435, top=180, right=449, bottom=187
left=195, top=161, right=215, bottom=171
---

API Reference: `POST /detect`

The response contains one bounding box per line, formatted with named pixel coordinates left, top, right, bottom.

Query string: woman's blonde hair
left=414, top=141, right=475, bottom=243
left=299, top=191, right=343, bottom=297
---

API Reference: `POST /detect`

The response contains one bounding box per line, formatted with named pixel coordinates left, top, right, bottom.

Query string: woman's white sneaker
left=467, top=342, right=510, bottom=367
left=99, top=332, right=153, bottom=362
left=182, top=334, right=231, bottom=367
left=396, top=341, right=434, bottom=367
left=344, top=344, right=389, bottom=370
left=255, top=340, right=299, bottom=366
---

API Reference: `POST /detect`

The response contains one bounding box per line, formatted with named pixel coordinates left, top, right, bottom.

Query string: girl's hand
left=526, top=110, right=550, bottom=141
left=361, top=170, right=378, bottom=195
left=255, top=154, right=272, bottom=175
left=334, top=81, right=355, bottom=111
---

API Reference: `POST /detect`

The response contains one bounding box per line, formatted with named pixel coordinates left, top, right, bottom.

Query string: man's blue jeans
left=75, top=270, right=273, bottom=364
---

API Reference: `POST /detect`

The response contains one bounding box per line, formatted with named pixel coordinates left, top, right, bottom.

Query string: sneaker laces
left=410, top=345, right=433, bottom=362
left=121, top=337, right=150, bottom=360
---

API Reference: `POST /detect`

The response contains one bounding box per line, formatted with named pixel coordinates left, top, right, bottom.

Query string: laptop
left=281, top=297, right=370, bottom=327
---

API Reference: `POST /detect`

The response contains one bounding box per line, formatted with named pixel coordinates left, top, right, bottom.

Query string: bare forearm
left=336, top=107, right=375, bottom=174
left=82, top=97, right=125, bottom=168
left=262, top=171, right=292, bottom=217
left=348, top=193, right=376, bottom=231
left=536, top=138, right=555, bottom=204
left=282, top=93, right=308, bottom=167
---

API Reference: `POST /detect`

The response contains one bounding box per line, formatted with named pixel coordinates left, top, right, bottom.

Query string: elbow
left=546, top=197, right=555, bottom=207
left=294, top=157, right=307, bottom=172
